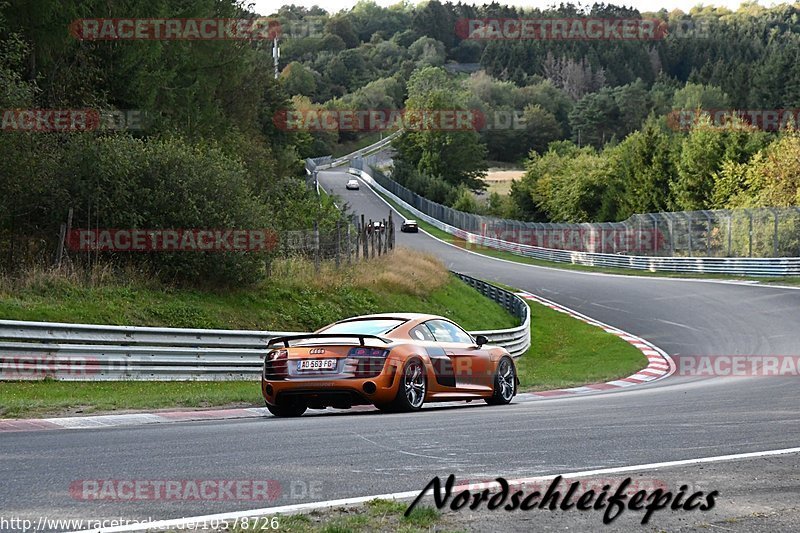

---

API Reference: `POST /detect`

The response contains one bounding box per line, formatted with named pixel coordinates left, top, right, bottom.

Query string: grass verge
left=0, top=248, right=515, bottom=418
left=0, top=381, right=261, bottom=419
left=231, top=499, right=449, bottom=533
left=375, top=188, right=800, bottom=286
left=0, top=248, right=516, bottom=331
left=515, top=301, right=646, bottom=391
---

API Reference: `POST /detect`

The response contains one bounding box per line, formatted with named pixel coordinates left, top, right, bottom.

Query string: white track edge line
left=66, top=446, right=800, bottom=533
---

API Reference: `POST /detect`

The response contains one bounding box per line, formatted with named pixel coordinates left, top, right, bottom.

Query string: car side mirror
left=474, top=334, right=488, bottom=348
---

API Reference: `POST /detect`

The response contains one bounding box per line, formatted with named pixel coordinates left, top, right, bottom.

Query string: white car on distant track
left=346, top=179, right=360, bottom=190
left=401, top=219, right=418, bottom=233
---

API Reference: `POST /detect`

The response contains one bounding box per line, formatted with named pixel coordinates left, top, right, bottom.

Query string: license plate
left=297, top=359, right=336, bottom=371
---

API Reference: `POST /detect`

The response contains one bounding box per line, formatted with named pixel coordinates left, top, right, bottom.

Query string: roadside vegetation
left=229, top=499, right=446, bottom=533
left=0, top=248, right=516, bottom=331
left=0, top=248, right=515, bottom=418
left=0, top=245, right=650, bottom=418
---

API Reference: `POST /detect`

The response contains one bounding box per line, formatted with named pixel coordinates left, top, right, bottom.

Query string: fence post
left=335, top=219, right=341, bottom=269
left=772, top=208, right=779, bottom=256
left=346, top=223, right=352, bottom=264
left=386, top=210, right=394, bottom=250
left=361, top=214, right=367, bottom=259
left=54, top=208, right=75, bottom=268
left=383, top=219, right=389, bottom=254
left=727, top=214, right=732, bottom=257
left=368, top=219, right=374, bottom=259
left=748, top=211, right=753, bottom=257
left=56, top=223, right=66, bottom=267
left=686, top=213, right=693, bottom=257
left=313, top=221, right=320, bottom=273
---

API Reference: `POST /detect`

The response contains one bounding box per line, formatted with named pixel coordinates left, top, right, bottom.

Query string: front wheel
left=266, top=402, right=307, bottom=417
left=379, top=358, right=427, bottom=412
left=485, top=357, right=516, bottom=405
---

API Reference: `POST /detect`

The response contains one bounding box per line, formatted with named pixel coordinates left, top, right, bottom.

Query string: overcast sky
left=251, top=0, right=776, bottom=16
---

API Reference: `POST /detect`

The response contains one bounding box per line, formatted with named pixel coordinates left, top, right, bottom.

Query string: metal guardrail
left=351, top=168, right=800, bottom=276
left=451, top=272, right=530, bottom=359
left=304, top=131, right=401, bottom=176
left=0, top=275, right=530, bottom=381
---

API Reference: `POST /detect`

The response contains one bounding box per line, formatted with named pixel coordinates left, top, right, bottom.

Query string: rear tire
left=485, top=356, right=516, bottom=405
left=379, top=358, right=427, bottom=413
left=266, top=401, right=307, bottom=417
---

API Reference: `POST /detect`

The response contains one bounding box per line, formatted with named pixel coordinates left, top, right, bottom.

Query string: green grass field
left=516, top=301, right=645, bottom=390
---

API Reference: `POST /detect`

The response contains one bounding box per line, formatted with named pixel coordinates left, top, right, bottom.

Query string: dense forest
left=2, top=0, right=800, bottom=283
left=273, top=1, right=800, bottom=221
left=0, top=0, right=340, bottom=283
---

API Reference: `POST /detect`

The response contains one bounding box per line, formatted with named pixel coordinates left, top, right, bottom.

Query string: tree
left=610, top=116, right=675, bottom=218
left=411, top=0, right=455, bottom=51
left=408, top=37, right=446, bottom=67
left=397, top=67, right=488, bottom=191
left=671, top=82, right=729, bottom=110
left=671, top=118, right=726, bottom=210
left=325, top=15, right=359, bottom=48
left=715, top=133, right=800, bottom=208
left=569, top=89, right=620, bottom=148
left=280, top=62, right=317, bottom=97
left=522, top=105, right=562, bottom=156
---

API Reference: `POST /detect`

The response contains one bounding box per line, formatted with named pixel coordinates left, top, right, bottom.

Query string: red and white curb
left=0, top=407, right=271, bottom=433
left=516, top=291, right=675, bottom=400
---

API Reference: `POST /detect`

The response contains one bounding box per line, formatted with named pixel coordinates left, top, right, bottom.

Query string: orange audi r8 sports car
left=262, top=313, right=518, bottom=417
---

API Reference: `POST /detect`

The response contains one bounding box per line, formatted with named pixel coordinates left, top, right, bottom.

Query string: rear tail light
left=346, top=348, right=389, bottom=378
left=264, top=349, right=289, bottom=380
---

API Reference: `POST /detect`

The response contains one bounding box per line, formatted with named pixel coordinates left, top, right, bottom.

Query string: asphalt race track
left=1, top=167, right=800, bottom=531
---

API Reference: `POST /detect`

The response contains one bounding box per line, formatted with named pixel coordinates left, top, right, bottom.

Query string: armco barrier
left=350, top=168, right=800, bottom=276
left=0, top=275, right=530, bottom=381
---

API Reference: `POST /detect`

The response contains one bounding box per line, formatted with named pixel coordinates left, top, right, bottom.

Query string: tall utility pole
left=272, top=37, right=280, bottom=79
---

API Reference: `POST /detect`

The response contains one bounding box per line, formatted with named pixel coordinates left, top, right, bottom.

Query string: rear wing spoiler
left=267, top=333, right=390, bottom=348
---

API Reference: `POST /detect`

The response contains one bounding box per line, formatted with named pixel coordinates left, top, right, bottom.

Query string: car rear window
left=322, top=319, right=405, bottom=335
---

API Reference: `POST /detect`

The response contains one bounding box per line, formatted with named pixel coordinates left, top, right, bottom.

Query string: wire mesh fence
left=359, top=163, right=800, bottom=258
